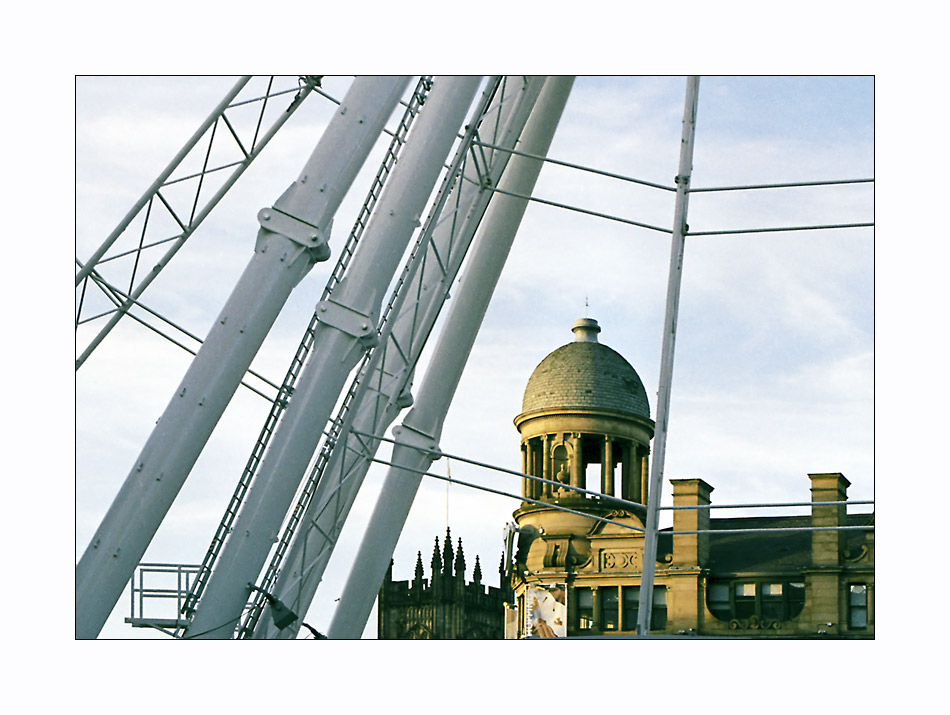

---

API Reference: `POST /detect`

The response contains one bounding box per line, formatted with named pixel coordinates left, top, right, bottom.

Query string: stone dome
left=521, top=318, right=651, bottom=419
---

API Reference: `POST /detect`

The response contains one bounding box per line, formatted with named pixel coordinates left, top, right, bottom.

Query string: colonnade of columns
left=520, top=432, right=649, bottom=505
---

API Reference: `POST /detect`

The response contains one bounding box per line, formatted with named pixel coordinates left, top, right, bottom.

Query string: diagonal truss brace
left=76, top=76, right=322, bottom=368
left=248, top=76, right=547, bottom=639
left=177, top=78, right=435, bottom=624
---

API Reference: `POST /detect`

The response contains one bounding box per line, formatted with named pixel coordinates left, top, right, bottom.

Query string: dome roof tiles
left=521, top=323, right=651, bottom=420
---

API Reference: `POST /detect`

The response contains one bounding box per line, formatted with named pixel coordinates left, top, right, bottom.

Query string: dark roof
left=660, top=513, right=874, bottom=573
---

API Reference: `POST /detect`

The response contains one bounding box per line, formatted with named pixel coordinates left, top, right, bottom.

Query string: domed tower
left=507, top=318, right=656, bottom=637
left=515, top=317, right=654, bottom=512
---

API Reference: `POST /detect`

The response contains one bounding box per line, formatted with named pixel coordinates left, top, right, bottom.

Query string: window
left=601, top=587, right=619, bottom=630
left=622, top=586, right=667, bottom=631
left=577, top=588, right=593, bottom=630
left=761, top=583, right=784, bottom=621
left=707, top=582, right=730, bottom=619
left=734, top=583, right=756, bottom=619
left=574, top=585, right=667, bottom=632
left=848, top=584, right=868, bottom=629
left=707, top=580, right=806, bottom=623
left=788, top=582, right=806, bottom=617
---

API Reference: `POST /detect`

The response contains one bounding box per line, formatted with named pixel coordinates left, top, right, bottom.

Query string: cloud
left=76, top=75, right=873, bottom=638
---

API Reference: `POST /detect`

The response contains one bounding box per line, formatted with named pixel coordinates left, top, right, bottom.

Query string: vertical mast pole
left=636, top=75, right=699, bottom=636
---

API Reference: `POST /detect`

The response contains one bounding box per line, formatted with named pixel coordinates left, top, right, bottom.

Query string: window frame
left=576, top=587, right=594, bottom=631
left=848, top=583, right=869, bottom=630
left=601, top=586, right=620, bottom=631
left=573, top=585, right=668, bottom=633
left=706, top=579, right=806, bottom=624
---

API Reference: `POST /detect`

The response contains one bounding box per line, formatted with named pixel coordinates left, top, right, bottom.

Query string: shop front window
left=622, top=586, right=667, bottom=630
left=577, top=588, right=593, bottom=630
left=601, top=587, right=619, bottom=630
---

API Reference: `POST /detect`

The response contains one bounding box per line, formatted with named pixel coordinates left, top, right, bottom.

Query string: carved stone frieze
left=600, top=550, right=641, bottom=571
left=728, top=616, right=782, bottom=631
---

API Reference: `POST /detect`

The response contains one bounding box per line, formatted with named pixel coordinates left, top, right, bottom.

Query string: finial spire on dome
left=571, top=317, right=600, bottom=343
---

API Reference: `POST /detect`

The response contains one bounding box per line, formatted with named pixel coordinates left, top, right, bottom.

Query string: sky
left=75, top=75, right=874, bottom=642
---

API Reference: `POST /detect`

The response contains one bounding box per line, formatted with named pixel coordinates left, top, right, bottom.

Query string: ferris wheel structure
left=75, top=75, right=874, bottom=639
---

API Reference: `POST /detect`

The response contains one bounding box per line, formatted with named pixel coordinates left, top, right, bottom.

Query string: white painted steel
left=75, top=76, right=408, bottom=639
left=251, top=77, right=546, bottom=639
left=636, top=76, right=700, bottom=636
left=326, top=76, right=575, bottom=640
left=184, top=76, right=481, bottom=639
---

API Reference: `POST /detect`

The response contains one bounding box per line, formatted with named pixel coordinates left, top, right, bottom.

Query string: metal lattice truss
left=242, top=76, right=546, bottom=638
left=179, top=75, right=437, bottom=623
left=77, top=76, right=874, bottom=639
left=76, top=76, right=323, bottom=374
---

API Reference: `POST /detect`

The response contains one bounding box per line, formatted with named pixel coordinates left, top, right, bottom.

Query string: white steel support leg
left=75, top=76, right=409, bottom=639
left=183, top=76, right=483, bottom=639
left=636, top=75, right=699, bottom=636
left=326, top=76, right=575, bottom=639
left=251, top=77, right=547, bottom=639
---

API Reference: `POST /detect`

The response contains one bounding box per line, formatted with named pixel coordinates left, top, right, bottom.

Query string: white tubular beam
left=183, top=76, right=482, bottom=639
left=327, top=76, right=575, bottom=640
left=75, top=76, right=409, bottom=640
left=636, top=76, right=700, bottom=636
left=252, top=76, right=546, bottom=640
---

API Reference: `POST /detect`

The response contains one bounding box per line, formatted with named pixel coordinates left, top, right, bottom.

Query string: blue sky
left=75, top=75, right=873, bottom=640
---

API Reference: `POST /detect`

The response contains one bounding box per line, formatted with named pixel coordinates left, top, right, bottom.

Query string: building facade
left=377, top=528, right=505, bottom=639
left=504, top=318, right=873, bottom=638
left=380, top=318, right=874, bottom=638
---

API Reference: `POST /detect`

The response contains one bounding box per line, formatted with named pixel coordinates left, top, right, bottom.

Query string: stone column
left=633, top=444, right=644, bottom=503
left=621, top=440, right=633, bottom=502
left=521, top=442, right=532, bottom=497
left=531, top=437, right=544, bottom=499
left=570, top=433, right=583, bottom=492
left=542, top=434, right=552, bottom=498
left=591, top=586, right=601, bottom=632
left=603, top=436, right=614, bottom=496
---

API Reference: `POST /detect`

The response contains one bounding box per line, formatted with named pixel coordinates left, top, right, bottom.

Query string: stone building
left=504, top=318, right=874, bottom=638
left=377, top=528, right=505, bottom=639
left=379, top=317, right=873, bottom=638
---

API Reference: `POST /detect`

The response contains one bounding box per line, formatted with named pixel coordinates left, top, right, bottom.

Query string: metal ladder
left=178, top=77, right=434, bottom=629
left=241, top=76, right=544, bottom=639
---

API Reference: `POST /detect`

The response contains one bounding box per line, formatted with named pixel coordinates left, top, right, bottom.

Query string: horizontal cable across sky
left=352, top=430, right=875, bottom=536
